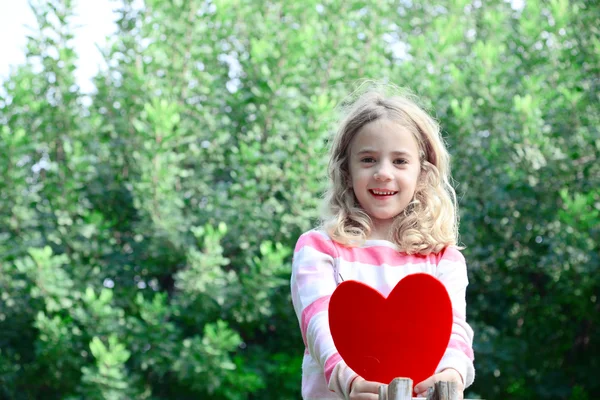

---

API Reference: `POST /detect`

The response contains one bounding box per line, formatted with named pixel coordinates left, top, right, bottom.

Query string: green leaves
left=14, top=246, right=74, bottom=313
left=450, top=97, right=474, bottom=123
left=135, top=98, right=181, bottom=146
left=173, top=320, right=254, bottom=394
left=78, top=335, right=139, bottom=400
left=174, top=223, right=236, bottom=308
left=559, top=189, right=600, bottom=233
left=89, top=335, right=131, bottom=367
left=1, top=0, right=598, bottom=399
left=549, top=0, right=570, bottom=30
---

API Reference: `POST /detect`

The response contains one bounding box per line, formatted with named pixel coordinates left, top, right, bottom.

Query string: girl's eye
left=394, top=158, right=408, bottom=165
left=360, top=157, right=376, bottom=163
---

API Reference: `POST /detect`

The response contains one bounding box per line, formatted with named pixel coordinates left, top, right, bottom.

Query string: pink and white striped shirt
left=290, top=229, right=475, bottom=399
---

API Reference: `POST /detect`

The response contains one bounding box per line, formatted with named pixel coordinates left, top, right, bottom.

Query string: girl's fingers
left=414, top=370, right=465, bottom=398
left=358, top=380, right=383, bottom=393
left=350, top=377, right=386, bottom=399
left=414, top=376, right=435, bottom=396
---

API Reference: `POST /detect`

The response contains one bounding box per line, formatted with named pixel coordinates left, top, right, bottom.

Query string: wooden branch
left=426, top=381, right=459, bottom=400
left=377, top=379, right=467, bottom=400
left=388, top=378, right=413, bottom=400
left=379, top=384, right=388, bottom=400
left=378, top=378, right=412, bottom=400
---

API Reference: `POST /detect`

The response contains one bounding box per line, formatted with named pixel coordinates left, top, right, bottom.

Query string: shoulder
left=294, top=229, right=338, bottom=257
left=435, top=246, right=466, bottom=265
left=434, top=246, right=468, bottom=280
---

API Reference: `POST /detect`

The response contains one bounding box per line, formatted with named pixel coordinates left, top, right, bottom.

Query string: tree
left=1, top=0, right=597, bottom=399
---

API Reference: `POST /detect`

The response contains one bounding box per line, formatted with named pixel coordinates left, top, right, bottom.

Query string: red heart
left=328, top=273, right=452, bottom=386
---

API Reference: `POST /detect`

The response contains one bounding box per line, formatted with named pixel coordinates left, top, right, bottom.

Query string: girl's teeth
left=372, top=190, right=395, bottom=195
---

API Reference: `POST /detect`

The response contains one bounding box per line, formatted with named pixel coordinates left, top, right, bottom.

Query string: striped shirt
left=290, top=230, right=475, bottom=399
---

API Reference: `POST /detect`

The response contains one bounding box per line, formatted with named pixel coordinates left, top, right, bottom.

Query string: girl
left=290, top=87, right=475, bottom=400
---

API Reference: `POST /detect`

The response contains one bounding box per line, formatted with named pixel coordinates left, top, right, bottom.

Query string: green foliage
left=75, top=335, right=141, bottom=400
left=0, top=0, right=598, bottom=399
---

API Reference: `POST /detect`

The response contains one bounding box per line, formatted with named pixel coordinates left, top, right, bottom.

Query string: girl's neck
left=368, top=220, right=394, bottom=241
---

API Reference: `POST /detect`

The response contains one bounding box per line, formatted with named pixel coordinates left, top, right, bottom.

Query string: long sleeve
left=434, top=247, right=475, bottom=387
left=291, top=230, right=358, bottom=399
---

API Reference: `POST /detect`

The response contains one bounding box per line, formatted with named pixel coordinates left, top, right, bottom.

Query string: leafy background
left=0, top=0, right=598, bottom=399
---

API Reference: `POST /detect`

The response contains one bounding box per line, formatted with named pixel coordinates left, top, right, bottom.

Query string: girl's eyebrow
left=391, top=150, right=414, bottom=158
left=355, top=149, right=414, bottom=158
left=356, top=148, right=378, bottom=155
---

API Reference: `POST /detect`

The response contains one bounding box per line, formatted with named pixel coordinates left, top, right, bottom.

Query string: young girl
left=291, top=87, right=475, bottom=399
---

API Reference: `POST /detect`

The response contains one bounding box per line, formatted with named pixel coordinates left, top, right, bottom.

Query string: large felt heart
left=328, top=273, right=452, bottom=386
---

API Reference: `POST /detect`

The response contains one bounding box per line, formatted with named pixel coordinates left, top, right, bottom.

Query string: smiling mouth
left=369, top=189, right=398, bottom=197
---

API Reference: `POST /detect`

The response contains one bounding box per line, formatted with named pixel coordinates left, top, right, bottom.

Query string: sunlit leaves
left=0, top=0, right=598, bottom=399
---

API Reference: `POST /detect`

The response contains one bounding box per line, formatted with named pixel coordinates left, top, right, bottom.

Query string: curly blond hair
left=321, top=85, right=460, bottom=255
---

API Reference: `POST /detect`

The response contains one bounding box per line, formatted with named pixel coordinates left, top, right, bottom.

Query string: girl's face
left=348, top=118, right=421, bottom=240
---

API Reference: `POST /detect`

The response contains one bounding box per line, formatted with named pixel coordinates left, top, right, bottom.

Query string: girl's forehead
left=349, top=119, right=420, bottom=154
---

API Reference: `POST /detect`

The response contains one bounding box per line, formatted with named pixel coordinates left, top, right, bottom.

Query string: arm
left=432, top=247, right=475, bottom=387
left=291, top=231, right=359, bottom=399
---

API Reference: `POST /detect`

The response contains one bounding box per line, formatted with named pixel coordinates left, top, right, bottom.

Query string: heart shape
left=328, top=273, right=452, bottom=386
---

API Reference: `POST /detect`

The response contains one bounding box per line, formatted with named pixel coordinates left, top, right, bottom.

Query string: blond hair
left=321, top=84, right=460, bottom=255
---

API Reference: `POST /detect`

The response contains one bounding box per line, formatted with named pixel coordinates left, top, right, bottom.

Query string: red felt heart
left=328, top=273, right=452, bottom=386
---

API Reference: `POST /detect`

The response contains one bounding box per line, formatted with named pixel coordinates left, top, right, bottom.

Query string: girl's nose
left=374, top=162, right=393, bottom=181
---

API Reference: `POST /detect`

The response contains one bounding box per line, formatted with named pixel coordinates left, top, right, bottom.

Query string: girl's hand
left=413, top=368, right=464, bottom=399
left=349, top=376, right=385, bottom=400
